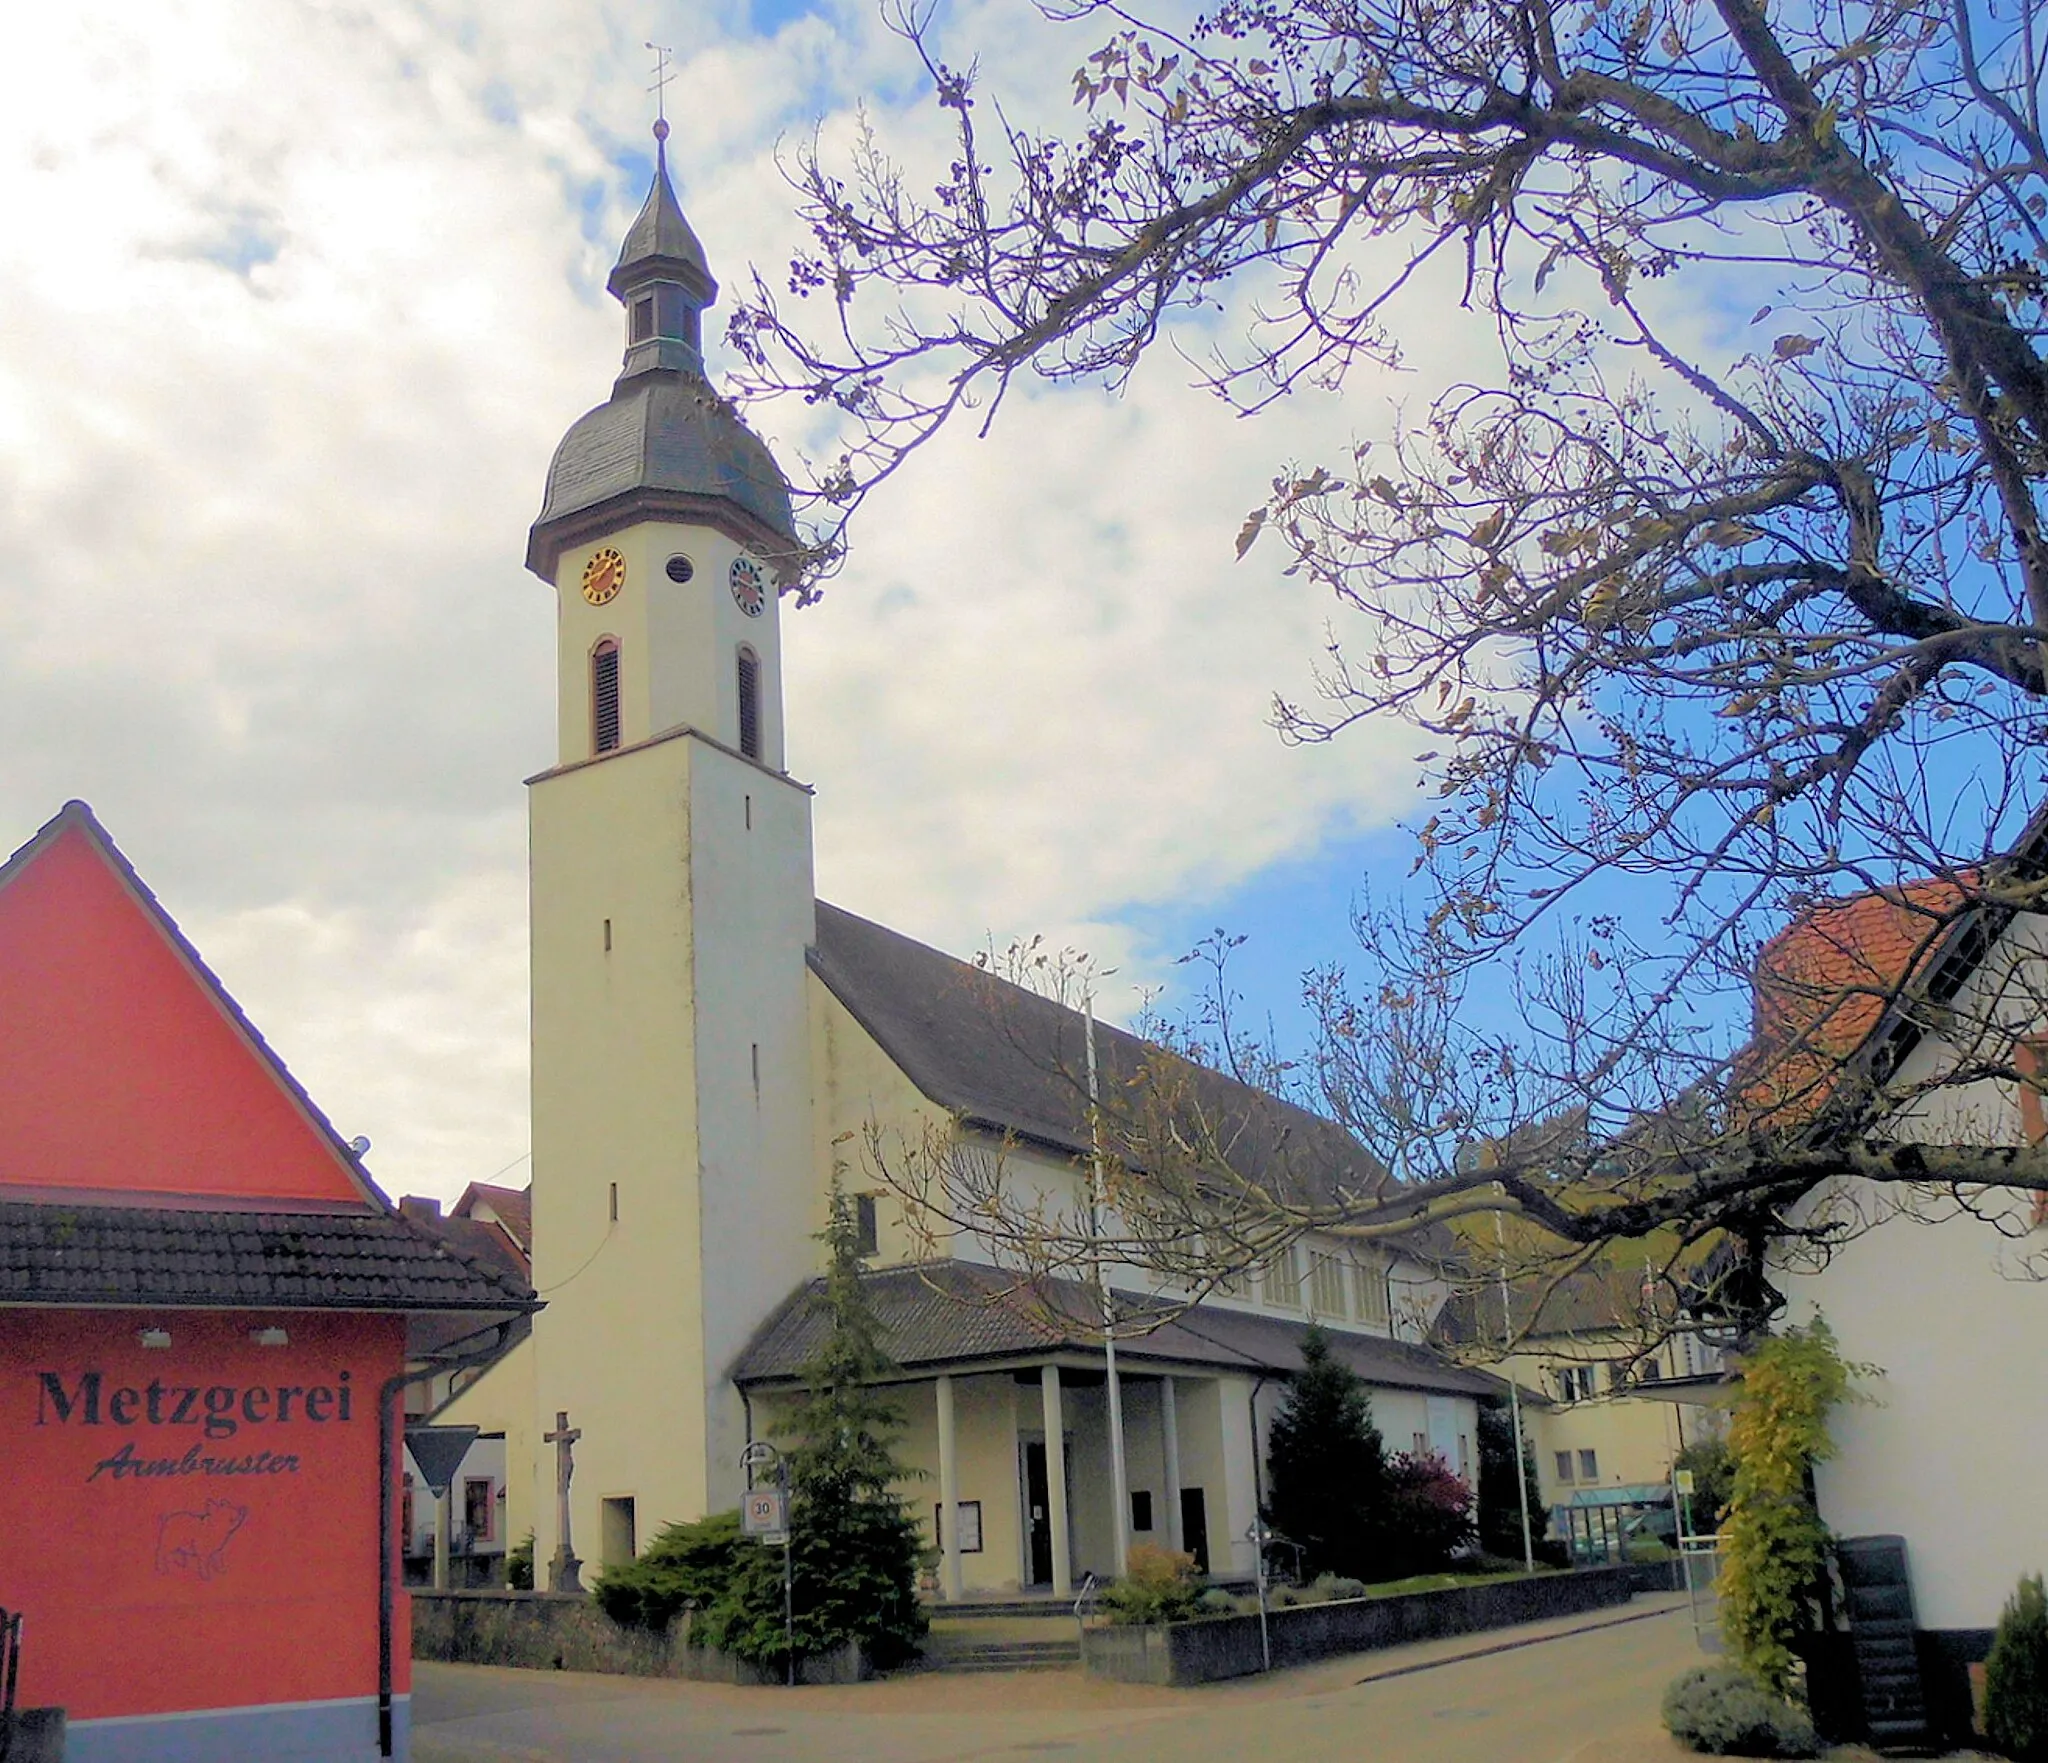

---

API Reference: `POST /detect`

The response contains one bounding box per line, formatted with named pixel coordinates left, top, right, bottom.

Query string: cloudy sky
left=1, top=0, right=1478, bottom=1203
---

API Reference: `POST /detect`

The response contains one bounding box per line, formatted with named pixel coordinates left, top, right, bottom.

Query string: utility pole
left=1495, top=1200, right=1536, bottom=1573
left=1084, top=994, right=1130, bottom=1578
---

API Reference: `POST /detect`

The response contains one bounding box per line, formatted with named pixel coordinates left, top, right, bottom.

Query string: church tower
left=523, top=123, right=818, bottom=1572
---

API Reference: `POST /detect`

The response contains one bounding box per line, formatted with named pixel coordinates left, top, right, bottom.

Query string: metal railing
left=1072, top=1572, right=1100, bottom=1648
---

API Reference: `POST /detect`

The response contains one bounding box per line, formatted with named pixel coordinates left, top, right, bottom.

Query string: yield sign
left=405, top=1423, right=480, bottom=1499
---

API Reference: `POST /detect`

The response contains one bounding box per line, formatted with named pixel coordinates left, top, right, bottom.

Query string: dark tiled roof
left=810, top=904, right=1440, bottom=1240
left=0, top=1199, right=540, bottom=1312
left=730, top=1260, right=1499, bottom=1398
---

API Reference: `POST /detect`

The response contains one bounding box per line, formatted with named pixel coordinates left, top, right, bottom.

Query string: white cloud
left=0, top=0, right=1485, bottom=1202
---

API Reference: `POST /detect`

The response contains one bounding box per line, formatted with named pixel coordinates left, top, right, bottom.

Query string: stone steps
left=920, top=1637, right=1081, bottom=1674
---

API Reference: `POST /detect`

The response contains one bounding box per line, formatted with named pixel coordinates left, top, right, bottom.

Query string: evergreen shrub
left=1475, top=1398, right=1542, bottom=1560
left=701, top=1185, right=927, bottom=1670
left=1263, top=1326, right=1388, bottom=1581
left=505, top=1531, right=535, bottom=1592
left=1662, top=1665, right=1818, bottom=1757
left=1986, top=1573, right=2048, bottom=1760
left=592, top=1509, right=744, bottom=1632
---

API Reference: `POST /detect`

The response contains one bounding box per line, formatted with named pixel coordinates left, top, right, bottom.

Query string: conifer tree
left=1263, top=1325, right=1387, bottom=1581
left=703, top=1182, right=928, bottom=1670
left=1475, top=1399, right=1541, bottom=1563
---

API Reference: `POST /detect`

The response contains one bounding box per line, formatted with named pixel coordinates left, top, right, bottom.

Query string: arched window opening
left=736, top=646, right=762, bottom=761
left=592, top=638, right=622, bottom=755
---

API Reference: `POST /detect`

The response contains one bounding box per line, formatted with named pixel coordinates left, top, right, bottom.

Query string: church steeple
left=609, top=121, right=717, bottom=382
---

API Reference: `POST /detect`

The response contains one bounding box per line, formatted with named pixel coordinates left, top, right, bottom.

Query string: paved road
left=413, top=1597, right=1704, bottom=1763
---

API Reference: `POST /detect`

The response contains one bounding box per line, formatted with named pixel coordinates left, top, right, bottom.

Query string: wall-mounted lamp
left=138, top=1327, right=172, bottom=1349
left=250, top=1326, right=290, bottom=1348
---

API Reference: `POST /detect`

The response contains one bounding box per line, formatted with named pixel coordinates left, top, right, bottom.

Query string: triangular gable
left=0, top=802, right=378, bottom=1207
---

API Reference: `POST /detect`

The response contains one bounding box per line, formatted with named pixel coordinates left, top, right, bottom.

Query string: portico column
left=936, top=1374, right=962, bottom=1602
left=1160, top=1376, right=1183, bottom=1554
left=1041, top=1364, right=1071, bottom=1597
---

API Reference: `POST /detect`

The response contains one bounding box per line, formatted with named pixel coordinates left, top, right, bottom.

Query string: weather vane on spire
left=646, top=42, right=675, bottom=140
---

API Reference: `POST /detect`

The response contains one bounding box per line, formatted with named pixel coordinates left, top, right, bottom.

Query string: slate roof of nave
left=730, top=1259, right=1501, bottom=1397
left=809, top=902, right=1453, bottom=1258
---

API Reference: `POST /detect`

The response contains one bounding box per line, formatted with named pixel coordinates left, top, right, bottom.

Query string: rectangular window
left=1557, top=1365, right=1596, bottom=1403
left=630, top=296, right=655, bottom=343
left=1413, top=1431, right=1429, bottom=1455
left=1131, top=1490, right=1154, bottom=1532
left=854, top=1194, right=879, bottom=1258
left=1309, top=1252, right=1347, bottom=1320
left=1457, top=1434, right=1470, bottom=1479
left=1352, top=1256, right=1389, bottom=1328
left=464, top=1477, right=494, bottom=1542
left=1261, top=1245, right=1302, bottom=1309
left=655, top=282, right=697, bottom=343
left=1578, top=1448, right=1599, bottom=1483
left=1554, top=1451, right=1574, bottom=1484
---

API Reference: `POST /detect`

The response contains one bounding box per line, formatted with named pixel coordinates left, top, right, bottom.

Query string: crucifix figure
left=543, top=1409, right=583, bottom=1594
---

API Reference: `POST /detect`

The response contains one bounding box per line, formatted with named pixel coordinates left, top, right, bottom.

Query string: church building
left=443, top=127, right=1499, bottom=1599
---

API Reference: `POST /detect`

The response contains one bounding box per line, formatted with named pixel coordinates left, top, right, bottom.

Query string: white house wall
left=1782, top=1185, right=2046, bottom=1630
left=1779, top=909, right=2048, bottom=1631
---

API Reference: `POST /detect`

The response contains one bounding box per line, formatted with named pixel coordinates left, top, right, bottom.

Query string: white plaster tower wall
left=522, top=128, right=820, bottom=1562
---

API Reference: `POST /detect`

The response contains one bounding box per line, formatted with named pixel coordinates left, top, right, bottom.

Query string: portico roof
left=730, top=1259, right=1502, bottom=1398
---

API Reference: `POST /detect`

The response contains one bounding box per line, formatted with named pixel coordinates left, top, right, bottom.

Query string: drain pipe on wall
left=1247, top=1371, right=1272, bottom=1673
left=378, top=1319, right=519, bottom=1759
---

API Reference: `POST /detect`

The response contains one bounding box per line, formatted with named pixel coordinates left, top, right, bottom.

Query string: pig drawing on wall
left=155, top=1499, right=249, bottom=1581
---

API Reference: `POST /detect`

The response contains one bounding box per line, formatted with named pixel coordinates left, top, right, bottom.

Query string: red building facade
left=0, top=804, right=535, bottom=1762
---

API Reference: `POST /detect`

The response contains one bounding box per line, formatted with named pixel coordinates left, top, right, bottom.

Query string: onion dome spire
left=526, top=118, right=796, bottom=580
left=609, top=119, right=717, bottom=382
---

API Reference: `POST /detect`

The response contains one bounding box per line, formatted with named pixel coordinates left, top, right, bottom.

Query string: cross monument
left=544, top=1409, right=583, bottom=1594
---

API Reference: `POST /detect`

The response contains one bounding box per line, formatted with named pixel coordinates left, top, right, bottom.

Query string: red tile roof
left=1743, top=875, right=1973, bottom=1124
left=453, top=1182, right=530, bottom=1254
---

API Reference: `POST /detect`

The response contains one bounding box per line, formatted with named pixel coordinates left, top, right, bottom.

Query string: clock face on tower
left=729, top=555, right=767, bottom=618
left=581, top=547, right=627, bottom=606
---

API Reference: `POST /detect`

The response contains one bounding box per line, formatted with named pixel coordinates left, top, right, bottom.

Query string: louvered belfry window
left=592, top=639, right=622, bottom=754
left=737, top=646, right=761, bottom=760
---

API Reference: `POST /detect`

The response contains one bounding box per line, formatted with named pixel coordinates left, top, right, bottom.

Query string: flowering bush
left=1378, top=1451, right=1476, bottom=1576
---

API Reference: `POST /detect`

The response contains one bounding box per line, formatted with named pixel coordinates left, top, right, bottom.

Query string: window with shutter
left=1260, top=1245, right=1302, bottom=1309
left=591, top=639, right=621, bottom=754
left=1309, top=1252, right=1347, bottom=1319
left=1352, top=1255, right=1390, bottom=1328
left=737, top=646, right=761, bottom=760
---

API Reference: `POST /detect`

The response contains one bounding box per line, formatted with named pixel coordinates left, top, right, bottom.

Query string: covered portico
left=731, top=1260, right=1500, bottom=1599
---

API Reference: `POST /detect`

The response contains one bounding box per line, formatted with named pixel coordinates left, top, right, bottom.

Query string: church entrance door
left=1022, top=1441, right=1053, bottom=1586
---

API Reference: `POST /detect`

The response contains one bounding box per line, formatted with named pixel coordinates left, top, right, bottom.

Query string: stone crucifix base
left=547, top=1547, right=584, bottom=1595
